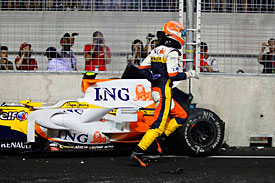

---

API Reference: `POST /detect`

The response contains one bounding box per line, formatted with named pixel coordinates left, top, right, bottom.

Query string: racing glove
left=185, top=70, right=199, bottom=79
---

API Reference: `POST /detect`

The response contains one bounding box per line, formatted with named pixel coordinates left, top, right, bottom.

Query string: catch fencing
left=0, top=0, right=274, bottom=75
left=198, top=0, right=275, bottom=74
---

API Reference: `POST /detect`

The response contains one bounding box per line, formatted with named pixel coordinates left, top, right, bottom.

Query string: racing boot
left=155, top=139, right=163, bottom=155
left=130, top=147, right=147, bottom=167
left=155, top=133, right=168, bottom=155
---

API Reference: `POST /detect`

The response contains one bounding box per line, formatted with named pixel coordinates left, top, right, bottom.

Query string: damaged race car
left=0, top=67, right=225, bottom=156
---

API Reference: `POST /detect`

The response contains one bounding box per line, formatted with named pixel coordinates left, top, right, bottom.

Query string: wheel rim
left=190, top=120, right=216, bottom=146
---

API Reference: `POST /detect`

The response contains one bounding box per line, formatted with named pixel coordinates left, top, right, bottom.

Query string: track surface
left=1, top=147, right=275, bottom=183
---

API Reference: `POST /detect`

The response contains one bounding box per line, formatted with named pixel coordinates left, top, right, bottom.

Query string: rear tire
left=174, top=108, right=225, bottom=156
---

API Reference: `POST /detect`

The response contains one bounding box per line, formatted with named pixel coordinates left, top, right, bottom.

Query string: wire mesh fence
left=0, top=0, right=274, bottom=75
left=0, top=0, right=180, bottom=11
left=1, top=0, right=273, bottom=12
left=198, top=1, right=275, bottom=74
left=0, top=11, right=180, bottom=74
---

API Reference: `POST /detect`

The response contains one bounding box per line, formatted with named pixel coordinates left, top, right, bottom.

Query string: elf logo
left=17, top=111, right=28, bottom=121
left=0, top=111, right=28, bottom=121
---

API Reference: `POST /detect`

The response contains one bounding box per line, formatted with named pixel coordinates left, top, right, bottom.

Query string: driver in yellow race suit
left=130, top=21, right=199, bottom=167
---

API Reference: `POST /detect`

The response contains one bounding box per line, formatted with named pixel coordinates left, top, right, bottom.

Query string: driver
left=130, top=21, right=199, bottom=167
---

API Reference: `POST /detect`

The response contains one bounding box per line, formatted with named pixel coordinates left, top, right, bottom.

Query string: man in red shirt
left=183, top=43, right=212, bottom=72
left=15, top=42, right=38, bottom=71
left=84, top=31, right=111, bottom=71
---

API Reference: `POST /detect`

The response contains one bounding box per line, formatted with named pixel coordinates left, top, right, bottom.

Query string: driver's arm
left=138, top=54, right=153, bottom=82
left=167, top=51, right=187, bottom=81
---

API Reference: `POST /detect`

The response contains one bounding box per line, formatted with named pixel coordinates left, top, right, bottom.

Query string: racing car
left=0, top=66, right=225, bottom=156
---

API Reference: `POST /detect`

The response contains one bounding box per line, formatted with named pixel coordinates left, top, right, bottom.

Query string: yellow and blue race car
left=0, top=71, right=224, bottom=156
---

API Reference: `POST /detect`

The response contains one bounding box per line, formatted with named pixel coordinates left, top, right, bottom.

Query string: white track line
left=208, top=156, right=275, bottom=159
left=145, top=155, right=275, bottom=159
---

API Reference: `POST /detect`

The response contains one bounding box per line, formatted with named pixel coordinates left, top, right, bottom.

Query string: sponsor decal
left=17, top=111, right=28, bottom=121
left=172, top=67, right=179, bottom=72
left=170, top=57, right=178, bottom=60
left=159, top=48, right=165, bottom=54
left=202, top=111, right=216, bottom=121
left=63, top=145, right=89, bottom=149
left=58, top=144, right=114, bottom=150
left=62, top=102, right=90, bottom=108
left=91, top=131, right=107, bottom=143
left=56, top=131, right=110, bottom=144
left=184, top=121, right=192, bottom=147
left=0, top=111, right=28, bottom=121
left=57, top=131, right=89, bottom=143
left=134, top=85, right=152, bottom=101
left=151, top=57, right=166, bottom=63
left=0, top=141, right=31, bottom=149
left=212, top=121, right=221, bottom=148
left=89, top=145, right=114, bottom=150
left=94, top=87, right=129, bottom=101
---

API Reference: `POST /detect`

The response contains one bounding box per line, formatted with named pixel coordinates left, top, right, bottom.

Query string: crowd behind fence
left=0, top=0, right=274, bottom=12
left=0, top=1, right=274, bottom=75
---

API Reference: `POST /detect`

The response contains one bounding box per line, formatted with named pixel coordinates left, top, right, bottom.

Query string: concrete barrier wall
left=178, top=75, right=275, bottom=147
left=0, top=72, right=120, bottom=103
left=1, top=72, right=275, bottom=147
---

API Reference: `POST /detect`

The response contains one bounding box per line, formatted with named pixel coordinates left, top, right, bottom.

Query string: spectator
left=94, top=0, right=105, bottom=10
left=84, top=31, right=111, bottom=71
left=1, top=0, right=8, bottom=10
left=200, top=42, right=218, bottom=72
left=211, top=0, right=226, bottom=12
left=150, top=39, right=158, bottom=51
left=109, top=0, right=121, bottom=10
left=144, top=33, right=156, bottom=55
left=0, top=46, right=14, bottom=70
left=183, top=42, right=212, bottom=72
left=127, top=39, right=145, bottom=68
left=45, top=47, right=72, bottom=71
left=258, top=38, right=275, bottom=74
left=15, top=42, right=38, bottom=71
left=50, top=2, right=64, bottom=11
left=58, top=33, right=77, bottom=71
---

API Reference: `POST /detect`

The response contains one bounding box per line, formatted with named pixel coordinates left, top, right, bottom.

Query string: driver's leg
left=130, top=81, right=172, bottom=167
left=164, top=99, right=188, bottom=136
left=137, top=87, right=171, bottom=151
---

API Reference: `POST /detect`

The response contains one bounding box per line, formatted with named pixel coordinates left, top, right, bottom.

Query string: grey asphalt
left=1, top=147, right=275, bottom=183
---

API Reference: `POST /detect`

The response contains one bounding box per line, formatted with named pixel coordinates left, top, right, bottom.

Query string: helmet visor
left=181, top=29, right=185, bottom=37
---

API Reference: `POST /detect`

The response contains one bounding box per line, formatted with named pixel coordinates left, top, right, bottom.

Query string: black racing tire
left=174, top=108, right=225, bottom=156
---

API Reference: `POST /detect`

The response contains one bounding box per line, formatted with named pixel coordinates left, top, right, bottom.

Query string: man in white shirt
left=45, top=47, right=73, bottom=71
left=58, top=33, right=77, bottom=71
